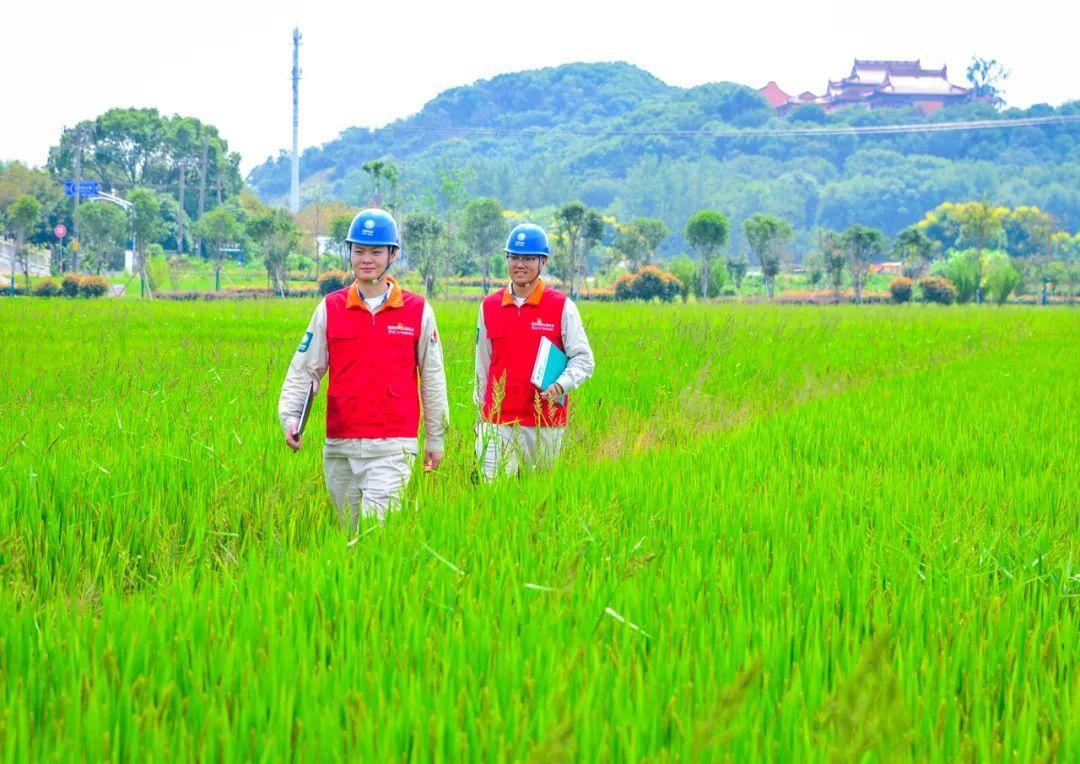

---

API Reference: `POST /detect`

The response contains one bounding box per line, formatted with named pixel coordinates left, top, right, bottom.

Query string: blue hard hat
left=346, top=208, right=400, bottom=248
left=504, top=223, right=549, bottom=256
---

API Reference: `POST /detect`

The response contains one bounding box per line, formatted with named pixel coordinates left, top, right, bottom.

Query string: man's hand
left=424, top=451, right=443, bottom=472
left=285, top=426, right=302, bottom=452
left=541, top=382, right=564, bottom=403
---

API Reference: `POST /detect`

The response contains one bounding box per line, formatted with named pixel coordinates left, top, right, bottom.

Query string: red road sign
left=54, top=224, right=68, bottom=239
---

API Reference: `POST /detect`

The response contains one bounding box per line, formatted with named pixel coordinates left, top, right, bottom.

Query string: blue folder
left=531, top=337, right=568, bottom=405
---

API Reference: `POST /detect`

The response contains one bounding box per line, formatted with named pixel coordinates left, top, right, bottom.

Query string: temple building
left=761, top=60, right=973, bottom=117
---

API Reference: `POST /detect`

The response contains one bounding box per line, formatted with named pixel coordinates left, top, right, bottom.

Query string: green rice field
left=1, top=298, right=1078, bottom=760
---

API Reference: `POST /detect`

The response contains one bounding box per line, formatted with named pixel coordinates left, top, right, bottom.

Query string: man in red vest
left=278, top=209, right=448, bottom=528
left=475, top=223, right=595, bottom=479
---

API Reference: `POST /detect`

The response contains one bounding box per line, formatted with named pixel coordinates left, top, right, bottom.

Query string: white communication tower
left=290, top=27, right=302, bottom=213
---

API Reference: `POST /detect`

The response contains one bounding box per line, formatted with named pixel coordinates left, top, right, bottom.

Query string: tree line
left=3, top=106, right=1078, bottom=303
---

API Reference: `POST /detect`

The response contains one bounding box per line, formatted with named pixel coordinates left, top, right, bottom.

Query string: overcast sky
left=2, top=0, right=1075, bottom=175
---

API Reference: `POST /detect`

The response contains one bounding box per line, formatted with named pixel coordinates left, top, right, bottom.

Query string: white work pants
left=476, top=423, right=565, bottom=481
left=323, top=450, right=415, bottom=529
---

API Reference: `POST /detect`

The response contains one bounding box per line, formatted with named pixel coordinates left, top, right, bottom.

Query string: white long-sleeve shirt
left=474, top=284, right=595, bottom=409
left=279, top=292, right=448, bottom=456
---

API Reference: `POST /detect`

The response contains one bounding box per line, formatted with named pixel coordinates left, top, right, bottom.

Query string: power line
left=363, top=113, right=1080, bottom=140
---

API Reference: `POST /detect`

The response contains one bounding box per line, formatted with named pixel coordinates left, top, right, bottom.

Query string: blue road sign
left=64, top=181, right=100, bottom=197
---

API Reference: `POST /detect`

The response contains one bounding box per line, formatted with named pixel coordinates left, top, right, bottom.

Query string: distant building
left=868, top=262, right=905, bottom=276
left=761, top=60, right=973, bottom=117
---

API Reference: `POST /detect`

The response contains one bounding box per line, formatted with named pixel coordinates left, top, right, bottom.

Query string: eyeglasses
left=506, top=255, right=542, bottom=264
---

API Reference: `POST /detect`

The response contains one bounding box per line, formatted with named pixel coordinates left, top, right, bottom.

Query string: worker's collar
left=501, top=278, right=545, bottom=307
left=346, top=276, right=404, bottom=312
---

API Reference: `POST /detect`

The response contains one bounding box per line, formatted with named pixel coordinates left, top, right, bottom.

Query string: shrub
left=935, top=250, right=979, bottom=303
left=34, top=279, right=60, bottom=297
left=889, top=277, right=914, bottom=303
left=146, top=251, right=170, bottom=293
left=633, top=266, right=682, bottom=301
left=78, top=275, right=110, bottom=298
left=983, top=252, right=1021, bottom=305
left=318, top=269, right=352, bottom=295
left=613, top=272, right=635, bottom=301
left=61, top=273, right=81, bottom=298
left=918, top=276, right=956, bottom=305
left=613, top=266, right=683, bottom=302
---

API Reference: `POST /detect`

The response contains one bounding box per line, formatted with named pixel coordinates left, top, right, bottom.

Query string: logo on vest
left=530, top=318, right=556, bottom=332
left=387, top=322, right=416, bottom=337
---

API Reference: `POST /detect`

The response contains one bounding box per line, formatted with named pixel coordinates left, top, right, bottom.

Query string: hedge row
left=772, top=290, right=893, bottom=305
left=159, top=284, right=320, bottom=301
left=29, top=275, right=110, bottom=298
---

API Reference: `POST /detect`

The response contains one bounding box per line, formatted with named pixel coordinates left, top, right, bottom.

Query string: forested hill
left=247, top=61, right=1080, bottom=257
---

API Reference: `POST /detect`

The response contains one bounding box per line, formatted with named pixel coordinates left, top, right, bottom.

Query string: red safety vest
left=481, top=280, right=568, bottom=427
left=324, top=279, right=424, bottom=439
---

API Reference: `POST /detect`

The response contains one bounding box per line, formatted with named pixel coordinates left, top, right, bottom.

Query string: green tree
left=633, top=218, right=668, bottom=263
left=982, top=251, right=1021, bottom=305
left=462, top=198, right=505, bottom=292
left=966, top=57, right=1009, bottom=105
left=247, top=208, right=299, bottom=296
left=617, top=217, right=665, bottom=273
left=580, top=210, right=605, bottom=296
left=74, top=202, right=127, bottom=274
left=434, top=168, right=473, bottom=287
left=1005, top=207, right=1057, bottom=304
left=403, top=212, right=445, bottom=297
left=612, top=225, right=647, bottom=273
left=935, top=249, right=981, bottom=303
left=8, top=194, right=41, bottom=291
left=614, top=217, right=669, bottom=273
left=743, top=213, right=794, bottom=299
left=88, top=109, right=165, bottom=187
left=667, top=255, right=697, bottom=303
left=294, top=194, right=352, bottom=276
left=328, top=215, right=354, bottom=271
left=839, top=224, right=887, bottom=303
left=194, top=207, right=244, bottom=291
left=553, top=201, right=601, bottom=298
left=891, top=227, right=933, bottom=277
left=0, top=162, right=61, bottom=214
left=947, top=201, right=1007, bottom=304
left=361, top=160, right=400, bottom=209
left=818, top=230, right=847, bottom=296
left=47, top=109, right=242, bottom=203
left=804, top=251, right=825, bottom=287
left=553, top=202, right=586, bottom=296
left=725, top=255, right=748, bottom=293
left=129, top=188, right=162, bottom=293
left=685, top=210, right=729, bottom=300
left=1004, top=206, right=1055, bottom=259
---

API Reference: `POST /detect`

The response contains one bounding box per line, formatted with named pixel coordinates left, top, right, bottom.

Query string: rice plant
left=0, top=299, right=1076, bottom=760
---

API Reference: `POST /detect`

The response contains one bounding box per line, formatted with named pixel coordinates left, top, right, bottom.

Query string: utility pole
left=197, top=134, right=209, bottom=219
left=197, top=134, right=209, bottom=256
left=72, top=125, right=83, bottom=273
left=313, top=190, right=322, bottom=275
left=290, top=27, right=302, bottom=214
left=177, top=161, right=187, bottom=253
left=176, top=156, right=197, bottom=254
